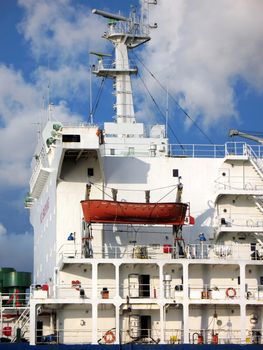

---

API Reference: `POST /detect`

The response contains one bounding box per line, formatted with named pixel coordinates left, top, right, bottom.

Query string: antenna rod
left=89, top=66, right=93, bottom=124
left=92, top=9, right=129, bottom=22
left=166, top=86, right=169, bottom=138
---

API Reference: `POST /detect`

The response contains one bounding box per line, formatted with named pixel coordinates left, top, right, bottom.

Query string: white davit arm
left=229, top=129, right=263, bottom=144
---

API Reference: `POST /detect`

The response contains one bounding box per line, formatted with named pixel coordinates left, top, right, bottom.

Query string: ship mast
left=92, top=4, right=155, bottom=124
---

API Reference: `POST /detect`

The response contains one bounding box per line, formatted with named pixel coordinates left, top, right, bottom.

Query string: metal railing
left=189, top=329, right=242, bottom=344
left=31, top=327, right=263, bottom=345
left=30, top=283, right=92, bottom=299
left=246, top=144, right=263, bottom=175
left=169, top=144, right=226, bottom=158
left=107, top=20, right=149, bottom=37
left=28, top=281, right=263, bottom=301
left=119, top=328, right=161, bottom=344
left=215, top=175, right=263, bottom=191
left=58, top=242, right=259, bottom=261
left=188, top=285, right=240, bottom=300
left=0, top=292, right=30, bottom=340
left=35, top=328, right=92, bottom=344
left=101, top=142, right=263, bottom=159
left=120, top=284, right=159, bottom=299
left=0, top=292, right=29, bottom=307
left=216, top=214, right=263, bottom=231
left=164, top=329, right=183, bottom=344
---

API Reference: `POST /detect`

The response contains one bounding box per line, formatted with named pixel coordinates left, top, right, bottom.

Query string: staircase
left=11, top=303, right=30, bottom=342
left=246, top=145, right=263, bottom=217
left=253, top=196, right=263, bottom=214
left=245, top=144, right=263, bottom=179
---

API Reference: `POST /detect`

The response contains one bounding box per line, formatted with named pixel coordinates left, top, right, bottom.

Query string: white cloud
left=0, top=223, right=7, bottom=236
left=34, top=65, right=90, bottom=102
left=140, top=0, right=263, bottom=127
left=0, top=230, right=33, bottom=272
left=0, top=65, right=82, bottom=189
left=16, top=0, right=108, bottom=109
left=17, top=0, right=105, bottom=63
left=0, top=0, right=108, bottom=190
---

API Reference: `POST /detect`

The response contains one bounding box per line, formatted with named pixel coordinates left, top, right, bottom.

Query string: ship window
left=128, top=147, right=135, bottom=156
left=36, top=321, right=43, bottom=343
left=140, top=315, right=151, bottom=338
left=260, top=276, right=263, bottom=285
left=238, top=276, right=240, bottom=285
left=173, top=169, right=179, bottom=177
left=87, top=168, right=94, bottom=177
left=110, top=148, right=115, bottom=155
left=62, top=134, right=81, bottom=142
left=139, top=274, right=150, bottom=297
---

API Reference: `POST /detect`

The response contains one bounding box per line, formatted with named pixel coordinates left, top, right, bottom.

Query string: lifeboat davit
left=81, top=200, right=188, bottom=225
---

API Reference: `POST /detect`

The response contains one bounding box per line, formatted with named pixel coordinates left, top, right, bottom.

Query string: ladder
left=11, top=303, right=30, bottom=342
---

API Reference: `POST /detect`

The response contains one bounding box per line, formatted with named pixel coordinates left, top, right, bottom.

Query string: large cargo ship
left=1, top=2, right=263, bottom=348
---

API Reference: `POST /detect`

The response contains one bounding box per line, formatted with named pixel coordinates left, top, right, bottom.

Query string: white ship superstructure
left=1, top=4, right=263, bottom=346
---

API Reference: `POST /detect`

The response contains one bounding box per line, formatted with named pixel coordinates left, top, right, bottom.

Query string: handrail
left=58, top=242, right=258, bottom=261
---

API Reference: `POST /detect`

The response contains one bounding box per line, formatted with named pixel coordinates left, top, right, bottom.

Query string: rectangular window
left=173, top=169, right=179, bottom=177
left=139, top=274, right=150, bottom=297
left=128, top=147, right=135, bottom=156
left=62, top=134, right=81, bottom=142
left=87, top=168, right=94, bottom=177
left=140, top=315, right=151, bottom=338
left=110, top=149, right=115, bottom=155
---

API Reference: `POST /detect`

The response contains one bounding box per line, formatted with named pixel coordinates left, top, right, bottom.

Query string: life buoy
left=103, top=330, right=116, bottom=344
left=72, top=280, right=81, bottom=291
left=226, top=287, right=236, bottom=298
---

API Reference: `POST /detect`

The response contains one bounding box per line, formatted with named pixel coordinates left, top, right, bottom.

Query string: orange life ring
left=226, top=287, right=236, bottom=298
left=103, top=330, right=116, bottom=344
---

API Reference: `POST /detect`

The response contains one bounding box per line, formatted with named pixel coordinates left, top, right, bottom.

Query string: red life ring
left=72, top=280, right=81, bottom=291
left=103, top=330, right=116, bottom=344
left=226, top=287, right=236, bottom=298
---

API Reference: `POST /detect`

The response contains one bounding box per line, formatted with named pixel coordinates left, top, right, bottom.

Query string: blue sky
left=0, top=0, right=262, bottom=271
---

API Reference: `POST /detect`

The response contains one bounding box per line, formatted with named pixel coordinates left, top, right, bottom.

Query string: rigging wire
left=90, top=77, right=106, bottom=120
left=89, top=181, right=178, bottom=193
left=155, top=186, right=178, bottom=203
left=132, top=51, right=215, bottom=145
left=88, top=182, right=179, bottom=208
left=89, top=48, right=114, bottom=122
left=135, top=66, right=184, bottom=148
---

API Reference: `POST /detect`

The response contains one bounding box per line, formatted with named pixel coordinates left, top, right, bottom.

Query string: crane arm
left=229, top=129, right=263, bottom=144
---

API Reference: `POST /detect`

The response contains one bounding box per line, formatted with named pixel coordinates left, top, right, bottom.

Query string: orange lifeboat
left=81, top=199, right=188, bottom=225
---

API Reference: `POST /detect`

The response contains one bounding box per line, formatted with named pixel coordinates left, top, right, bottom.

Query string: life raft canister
left=3, top=326, right=12, bottom=337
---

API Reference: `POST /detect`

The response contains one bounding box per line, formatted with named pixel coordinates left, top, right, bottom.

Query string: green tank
left=0, top=268, right=15, bottom=292
left=0, top=268, right=31, bottom=306
left=2, top=271, right=31, bottom=288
